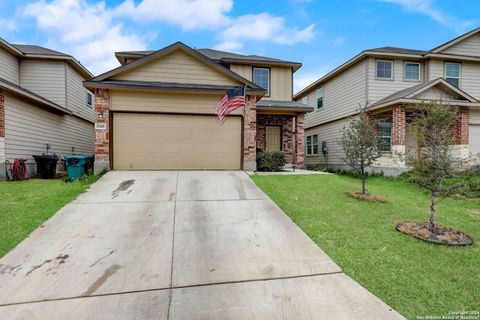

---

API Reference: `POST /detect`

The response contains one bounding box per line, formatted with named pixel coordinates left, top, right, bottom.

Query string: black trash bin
left=32, top=155, right=58, bottom=179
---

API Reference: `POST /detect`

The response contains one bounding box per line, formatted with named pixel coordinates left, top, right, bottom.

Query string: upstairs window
left=253, top=67, right=270, bottom=96
left=316, top=87, right=323, bottom=110
left=377, top=121, right=392, bottom=152
left=306, top=134, right=318, bottom=155
left=376, top=60, right=393, bottom=79
left=404, top=62, right=420, bottom=81
left=445, top=62, right=461, bottom=87
left=86, top=91, right=93, bottom=108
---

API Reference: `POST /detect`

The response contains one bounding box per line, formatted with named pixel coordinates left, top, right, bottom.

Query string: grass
left=0, top=175, right=101, bottom=258
left=251, top=174, right=480, bottom=320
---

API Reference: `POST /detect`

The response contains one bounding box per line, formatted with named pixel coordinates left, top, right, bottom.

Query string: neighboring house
left=0, top=38, right=95, bottom=180
left=294, top=28, right=480, bottom=175
left=84, top=42, right=312, bottom=172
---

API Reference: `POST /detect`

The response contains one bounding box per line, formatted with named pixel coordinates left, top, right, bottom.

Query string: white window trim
left=316, top=87, right=324, bottom=110
left=403, top=61, right=421, bottom=82
left=306, top=134, right=319, bottom=156
left=444, top=62, right=461, bottom=88
left=86, top=91, right=93, bottom=108
left=377, top=121, right=392, bottom=152
left=253, top=67, right=270, bottom=96
left=375, top=59, right=394, bottom=80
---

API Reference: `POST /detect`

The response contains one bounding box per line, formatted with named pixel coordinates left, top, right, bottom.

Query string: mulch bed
left=396, top=222, right=473, bottom=246
left=347, top=191, right=386, bottom=203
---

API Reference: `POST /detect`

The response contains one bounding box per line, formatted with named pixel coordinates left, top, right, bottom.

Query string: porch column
left=295, top=113, right=305, bottom=168
left=0, top=89, right=5, bottom=181
left=452, top=106, right=470, bottom=159
left=391, top=105, right=406, bottom=166
left=243, top=95, right=257, bottom=171
left=94, top=88, right=111, bottom=174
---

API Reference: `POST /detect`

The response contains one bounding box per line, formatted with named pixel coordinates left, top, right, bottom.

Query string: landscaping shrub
left=256, top=151, right=286, bottom=172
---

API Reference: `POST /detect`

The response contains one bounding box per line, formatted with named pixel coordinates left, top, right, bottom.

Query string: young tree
left=408, top=101, right=463, bottom=232
left=340, top=106, right=383, bottom=194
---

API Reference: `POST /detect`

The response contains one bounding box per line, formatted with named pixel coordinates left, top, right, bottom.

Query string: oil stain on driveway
left=0, top=171, right=405, bottom=319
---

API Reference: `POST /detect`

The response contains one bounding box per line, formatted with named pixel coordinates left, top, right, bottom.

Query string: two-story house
left=84, top=42, right=312, bottom=172
left=0, top=38, right=95, bottom=180
left=294, top=28, right=480, bottom=175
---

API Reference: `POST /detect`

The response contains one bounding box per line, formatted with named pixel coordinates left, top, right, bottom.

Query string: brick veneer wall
left=94, top=88, right=110, bottom=173
left=295, top=113, right=305, bottom=167
left=243, top=95, right=257, bottom=171
left=392, top=105, right=406, bottom=145
left=257, top=114, right=295, bottom=164
left=451, top=106, right=469, bottom=145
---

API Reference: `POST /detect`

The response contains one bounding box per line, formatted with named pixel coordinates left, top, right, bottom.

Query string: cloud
left=293, top=64, right=336, bottom=94
left=215, top=13, right=315, bottom=51
left=334, top=37, right=345, bottom=46
left=23, top=0, right=152, bottom=75
left=378, top=0, right=475, bottom=29
left=115, top=0, right=233, bottom=30
left=0, top=18, right=16, bottom=32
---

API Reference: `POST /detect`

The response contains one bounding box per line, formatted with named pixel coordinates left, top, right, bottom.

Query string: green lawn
left=251, top=174, right=480, bottom=320
left=0, top=176, right=100, bottom=258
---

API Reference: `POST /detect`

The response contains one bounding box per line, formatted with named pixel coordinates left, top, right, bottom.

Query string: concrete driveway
left=0, top=171, right=404, bottom=319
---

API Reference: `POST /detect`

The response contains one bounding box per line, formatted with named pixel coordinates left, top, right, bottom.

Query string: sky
left=1, top=0, right=479, bottom=93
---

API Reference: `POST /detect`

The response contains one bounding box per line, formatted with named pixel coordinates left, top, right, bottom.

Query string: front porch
left=243, top=99, right=313, bottom=171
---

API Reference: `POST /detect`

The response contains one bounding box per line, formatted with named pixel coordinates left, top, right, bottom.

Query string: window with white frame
left=306, top=134, right=318, bottom=155
left=404, top=62, right=420, bottom=81
left=445, top=62, right=461, bottom=88
left=253, top=67, right=270, bottom=96
left=376, top=60, right=393, bottom=79
left=86, top=91, right=93, bottom=108
left=377, top=121, right=392, bottom=152
left=316, top=87, right=323, bottom=109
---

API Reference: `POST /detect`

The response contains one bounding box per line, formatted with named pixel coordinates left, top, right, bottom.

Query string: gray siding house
left=0, top=38, right=95, bottom=180
left=294, top=28, right=480, bottom=175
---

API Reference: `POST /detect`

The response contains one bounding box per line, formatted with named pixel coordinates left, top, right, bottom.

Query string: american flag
left=215, top=87, right=245, bottom=124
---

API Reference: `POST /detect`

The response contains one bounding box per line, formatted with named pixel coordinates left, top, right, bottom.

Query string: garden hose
left=5, top=159, right=28, bottom=181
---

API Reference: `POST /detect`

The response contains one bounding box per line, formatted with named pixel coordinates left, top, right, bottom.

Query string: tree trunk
left=361, top=165, right=366, bottom=194
left=429, top=189, right=437, bottom=232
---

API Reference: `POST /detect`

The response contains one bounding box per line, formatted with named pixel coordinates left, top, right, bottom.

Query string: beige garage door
left=470, top=125, right=480, bottom=157
left=113, top=113, right=241, bottom=170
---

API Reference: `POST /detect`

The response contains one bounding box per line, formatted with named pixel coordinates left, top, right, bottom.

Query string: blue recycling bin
left=64, top=154, right=94, bottom=181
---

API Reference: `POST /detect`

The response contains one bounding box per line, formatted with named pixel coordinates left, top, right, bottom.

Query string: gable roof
left=367, top=46, right=426, bottom=55
left=430, top=27, right=480, bottom=53
left=115, top=47, right=302, bottom=71
left=369, top=78, right=479, bottom=109
left=87, top=42, right=265, bottom=95
left=0, top=38, right=92, bottom=78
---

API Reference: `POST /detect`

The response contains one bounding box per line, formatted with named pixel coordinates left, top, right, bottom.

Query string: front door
left=265, top=126, right=281, bottom=152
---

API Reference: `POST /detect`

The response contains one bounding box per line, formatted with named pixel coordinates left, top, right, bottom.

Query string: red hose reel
left=5, top=159, right=28, bottom=181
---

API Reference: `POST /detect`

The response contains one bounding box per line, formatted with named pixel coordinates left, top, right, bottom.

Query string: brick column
left=295, top=113, right=305, bottom=168
left=94, top=88, right=111, bottom=174
left=0, top=89, right=6, bottom=181
left=392, top=105, right=406, bottom=145
left=243, top=95, right=257, bottom=171
left=454, top=106, right=469, bottom=145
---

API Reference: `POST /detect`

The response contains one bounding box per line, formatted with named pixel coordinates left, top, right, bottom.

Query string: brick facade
left=94, top=88, right=111, bottom=173
left=295, top=113, right=305, bottom=167
left=392, top=105, right=406, bottom=145
left=451, top=106, right=469, bottom=145
left=243, top=95, right=257, bottom=171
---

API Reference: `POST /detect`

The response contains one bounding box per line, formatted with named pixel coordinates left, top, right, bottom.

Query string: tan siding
left=429, top=59, right=444, bottom=79
left=67, top=64, right=94, bottom=121
left=470, top=124, right=480, bottom=157
left=263, top=67, right=292, bottom=101
left=110, top=90, right=242, bottom=115
left=0, top=47, right=19, bottom=85
left=4, top=94, right=94, bottom=163
left=19, top=59, right=66, bottom=106
left=305, top=118, right=351, bottom=165
left=304, top=59, right=366, bottom=128
left=230, top=64, right=252, bottom=81
left=460, top=62, right=480, bottom=99
left=112, top=49, right=240, bottom=86
left=441, top=33, right=480, bottom=56
left=368, top=58, right=422, bottom=103
left=415, top=87, right=453, bottom=100
left=471, top=109, right=480, bottom=124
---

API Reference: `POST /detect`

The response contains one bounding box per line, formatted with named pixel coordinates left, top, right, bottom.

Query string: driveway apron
left=0, top=171, right=404, bottom=319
